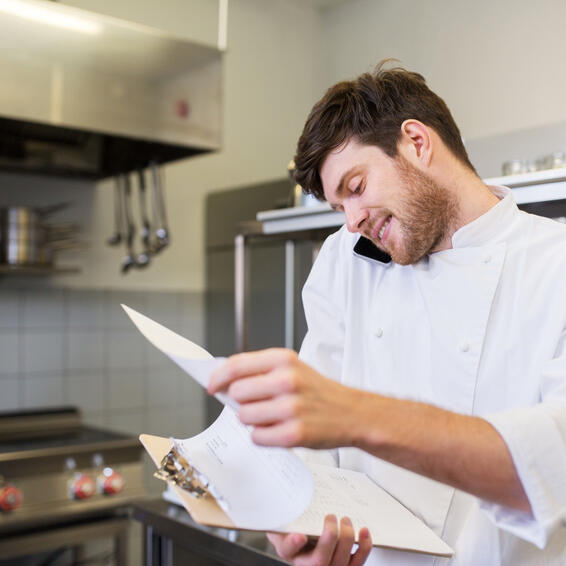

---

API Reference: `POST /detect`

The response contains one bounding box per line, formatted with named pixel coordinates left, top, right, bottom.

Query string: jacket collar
left=451, top=186, right=518, bottom=248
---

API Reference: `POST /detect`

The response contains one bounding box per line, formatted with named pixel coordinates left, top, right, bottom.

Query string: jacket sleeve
left=480, top=328, right=566, bottom=548
left=297, top=229, right=350, bottom=467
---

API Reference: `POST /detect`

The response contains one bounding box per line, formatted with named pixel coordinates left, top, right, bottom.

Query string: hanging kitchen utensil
left=107, top=176, right=124, bottom=247
left=136, top=169, right=151, bottom=268
left=149, top=161, right=170, bottom=253
left=121, top=173, right=137, bottom=273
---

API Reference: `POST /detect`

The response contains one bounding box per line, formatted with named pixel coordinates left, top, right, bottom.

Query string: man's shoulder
left=511, top=212, right=566, bottom=270
left=517, top=211, right=566, bottom=249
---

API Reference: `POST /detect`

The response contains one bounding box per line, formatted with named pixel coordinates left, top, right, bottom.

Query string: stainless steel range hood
left=0, top=0, right=223, bottom=179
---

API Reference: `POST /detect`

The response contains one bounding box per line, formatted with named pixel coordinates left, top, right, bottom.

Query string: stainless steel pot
left=0, top=204, right=67, bottom=265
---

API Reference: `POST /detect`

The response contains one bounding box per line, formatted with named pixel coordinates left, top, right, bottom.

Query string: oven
left=0, top=407, right=145, bottom=565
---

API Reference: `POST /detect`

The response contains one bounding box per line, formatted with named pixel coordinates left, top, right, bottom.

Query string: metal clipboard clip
left=154, top=440, right=210, bottom=498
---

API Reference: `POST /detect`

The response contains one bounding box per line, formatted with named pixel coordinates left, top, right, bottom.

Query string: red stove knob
left=70, top=474, right=96, bottom=500
left=0, top=485, right=23, bottom=512
left=101, top=471, right=124, bottom=495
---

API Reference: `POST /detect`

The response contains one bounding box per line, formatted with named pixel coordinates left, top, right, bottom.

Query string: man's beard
left=381, top=156, right=458, bottom=265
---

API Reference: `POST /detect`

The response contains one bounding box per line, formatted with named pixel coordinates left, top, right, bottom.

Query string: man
left=209, top=62, right=566, bottom=565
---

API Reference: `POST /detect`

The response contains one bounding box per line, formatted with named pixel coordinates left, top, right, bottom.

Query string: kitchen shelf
left=256, top=204, right=344, bottom=235
left=484, top=167, right=566, bottom=205
left=0, top=265, right=81, bottom=276
left=484, top=167, right=566, bottom=187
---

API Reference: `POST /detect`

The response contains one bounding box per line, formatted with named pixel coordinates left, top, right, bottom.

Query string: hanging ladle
left=120, top=173, right=137, bottom=273
left=136, top=169, right=151, bottom=268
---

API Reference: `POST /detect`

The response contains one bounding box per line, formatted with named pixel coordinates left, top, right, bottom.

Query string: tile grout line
left=17, top=287, right=25, bottom=409
left=62, top=287, right=70, bottom=406
left=102, top=289, right=111, bottom=427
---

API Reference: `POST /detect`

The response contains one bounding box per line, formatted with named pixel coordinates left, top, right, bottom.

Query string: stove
left=0, top=407, right=145, bottom=564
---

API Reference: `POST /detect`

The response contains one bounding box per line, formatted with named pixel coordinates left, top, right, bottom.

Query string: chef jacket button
left=459, top=341, right=470, bottom=353
left=374, top=328, right=383, bottom=338
left=484, top=255, right=492, bottom=263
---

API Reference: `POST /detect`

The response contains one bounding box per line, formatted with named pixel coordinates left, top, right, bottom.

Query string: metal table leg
left=284, top=240, right=295, bottom=349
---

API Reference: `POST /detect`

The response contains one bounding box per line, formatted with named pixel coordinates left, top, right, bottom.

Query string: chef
left=209, top=61, right=566, bottom=565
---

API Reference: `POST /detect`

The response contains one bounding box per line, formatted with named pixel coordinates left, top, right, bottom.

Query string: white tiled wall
left=0, top=286, right=206, bottom=496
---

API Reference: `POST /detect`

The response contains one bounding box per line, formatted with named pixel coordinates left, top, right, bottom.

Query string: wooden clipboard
left=140, top=434, right=237, bottom=529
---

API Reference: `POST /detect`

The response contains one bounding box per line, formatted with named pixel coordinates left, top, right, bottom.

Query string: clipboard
left=141, top=434, right=236, bottom=529
left=140, top=433, right=454, bottom=558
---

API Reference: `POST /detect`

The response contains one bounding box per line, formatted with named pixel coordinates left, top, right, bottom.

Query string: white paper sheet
left=284, top=464, right=454, bottom=556
left=121, top=304, right=236, bottom=410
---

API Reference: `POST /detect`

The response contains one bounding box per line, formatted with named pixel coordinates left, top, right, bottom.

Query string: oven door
left=0, top=515, right=129, bottom=566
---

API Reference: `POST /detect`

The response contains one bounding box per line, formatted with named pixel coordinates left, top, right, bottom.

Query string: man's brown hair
left=293, top=60, right=476, bottom=199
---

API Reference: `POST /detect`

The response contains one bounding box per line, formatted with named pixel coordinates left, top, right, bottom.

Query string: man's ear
left=398, top=120, right=432, bottom=168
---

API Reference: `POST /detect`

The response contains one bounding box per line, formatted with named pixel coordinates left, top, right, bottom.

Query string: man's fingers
left=267, top=521, right=371, bottom=566
left=307, top=515, right=339, bottom=565
left=329, top=517, right=355, bottom=565
left=267, top=532, right=308, bottom=560
left=239, top=393, right=300, bottom=425
left=208, top=348, right=298, bottom=394
left=251, top=419, right=307, bottom=447
left=349, top=528, right=372, bottom=566
left=229, top=367, right=300, bottom=403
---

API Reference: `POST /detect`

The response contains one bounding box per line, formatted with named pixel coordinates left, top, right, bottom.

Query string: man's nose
left=345, top=204, right=368, bottom=233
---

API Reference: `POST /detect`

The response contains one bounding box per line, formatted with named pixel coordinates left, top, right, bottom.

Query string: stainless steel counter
left=132, top=499, right=287, bottom=566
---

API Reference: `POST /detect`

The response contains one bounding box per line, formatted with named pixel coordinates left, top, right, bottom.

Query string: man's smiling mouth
left=373, top=215, right=392, bottom=242
left=379, top=216, right=392, bottom=240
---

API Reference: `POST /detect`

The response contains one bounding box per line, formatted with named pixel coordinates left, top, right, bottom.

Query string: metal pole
left=235, top=233, right=248, bottom=352
left=284, top=240, right=295, bottom=349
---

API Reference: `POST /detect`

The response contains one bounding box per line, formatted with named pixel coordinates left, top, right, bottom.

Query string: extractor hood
left=0, top=0, right=223, bottom=179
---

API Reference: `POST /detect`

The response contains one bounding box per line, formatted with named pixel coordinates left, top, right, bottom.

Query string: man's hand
left=267, top=515, right=372, bottom=566
left=208, top=348, right=366, bottom=448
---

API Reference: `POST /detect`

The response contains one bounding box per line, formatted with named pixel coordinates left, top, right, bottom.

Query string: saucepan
left=0, top=203, right=68, bottom=265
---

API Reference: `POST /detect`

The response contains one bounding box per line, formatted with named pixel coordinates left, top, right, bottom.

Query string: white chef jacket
left=298, top=186, right=566, bottom=565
